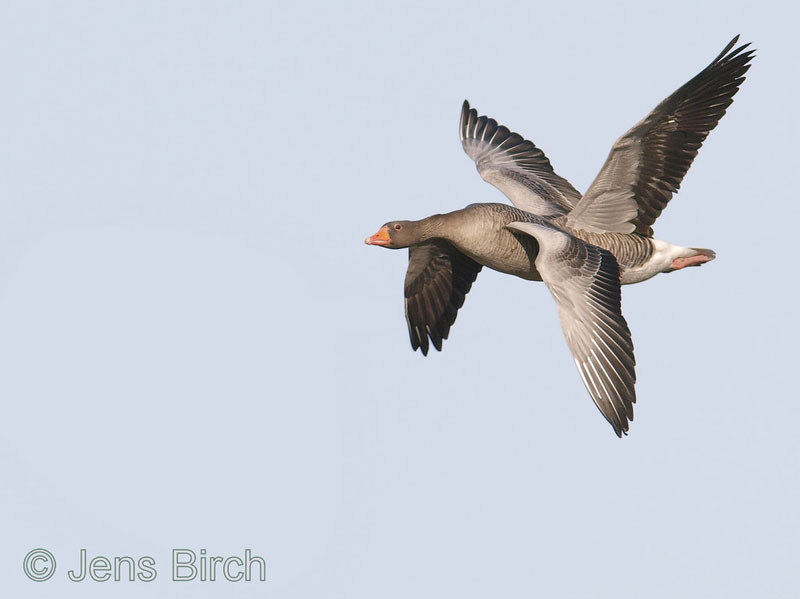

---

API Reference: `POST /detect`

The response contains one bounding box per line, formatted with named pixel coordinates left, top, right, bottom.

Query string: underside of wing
left=567, top=36, right=755, bottom=235
left=507, top=221, right=636, bottom=436
left=460, top=101, right=581, bottom=217
left=404, top=240, right=482, bottom=355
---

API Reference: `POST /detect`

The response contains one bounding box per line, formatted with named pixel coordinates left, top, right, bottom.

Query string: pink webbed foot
left=671, top=254, right=713, bottom=270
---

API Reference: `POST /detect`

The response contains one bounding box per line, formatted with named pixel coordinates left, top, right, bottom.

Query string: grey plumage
left=367, top=37, right=753, bottom=436
left=460, top=101, right=581, bottom=216
left=507, top=221, right=636, bottom=436
left=404, top=241, right=482, bottom=355
left=567, top=36, right=754, bottom=235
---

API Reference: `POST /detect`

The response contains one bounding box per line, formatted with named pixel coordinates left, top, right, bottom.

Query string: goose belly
left=452, top=230, right=543, bottom=281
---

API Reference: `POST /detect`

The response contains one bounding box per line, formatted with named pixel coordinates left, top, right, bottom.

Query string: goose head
left=365, top=221, right=419, bottom=249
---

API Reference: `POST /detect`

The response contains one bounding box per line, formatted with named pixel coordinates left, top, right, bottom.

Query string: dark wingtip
left=718, top=35, right=740, bottom=59
left=459, top=100, right=471, bottom=140
left=712, top=35, right=755, bottom=65
left=613, top=421, right=630, bottom=438
left=418, top=327, right=430, bottom=356
left=431, top=335, right=443, bottom=353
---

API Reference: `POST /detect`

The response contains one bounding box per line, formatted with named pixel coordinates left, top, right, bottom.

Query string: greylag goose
left=366, top=36, right=754, bottom=436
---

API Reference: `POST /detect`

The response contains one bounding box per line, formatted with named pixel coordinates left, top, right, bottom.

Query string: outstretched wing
left=567, top=36, right=754, bottom=235
left=404, top=240, right=482, bottom=355
left=460, top=100, right=582, bottom=217
left=506, top=221, right=636, bottom=436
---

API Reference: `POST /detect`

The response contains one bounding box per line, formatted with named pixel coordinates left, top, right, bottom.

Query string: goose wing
left=506, top=221, right=636, bottom=436
left=566, top=36, right=754, bottom=235
left=404, top=240, right=482, bottom=355
left=460, top=101, right=582, bottom=218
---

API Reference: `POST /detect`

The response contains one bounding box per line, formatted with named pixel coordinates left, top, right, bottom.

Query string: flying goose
left=366, top=37, right=754, bottom=436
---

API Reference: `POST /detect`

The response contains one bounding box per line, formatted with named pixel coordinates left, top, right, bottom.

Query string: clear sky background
left=0, top=1, right=797, bottom=597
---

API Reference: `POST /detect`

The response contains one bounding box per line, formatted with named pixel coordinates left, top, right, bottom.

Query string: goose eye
left=393, top=223, right=402, bottom=231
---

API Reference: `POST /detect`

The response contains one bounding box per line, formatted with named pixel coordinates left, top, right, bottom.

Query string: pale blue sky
left=0, top=1, right=797, bottom=597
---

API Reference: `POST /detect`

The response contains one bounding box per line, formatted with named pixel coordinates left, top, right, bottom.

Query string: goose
left=365, top=37, right=754, bottom=436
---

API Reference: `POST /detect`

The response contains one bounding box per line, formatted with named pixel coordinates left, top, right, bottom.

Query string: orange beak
left=365, top=225, right=391, bottom=246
